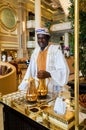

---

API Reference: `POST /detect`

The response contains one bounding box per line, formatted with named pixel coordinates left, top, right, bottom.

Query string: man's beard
left=39, top=42, right=48, bottom=51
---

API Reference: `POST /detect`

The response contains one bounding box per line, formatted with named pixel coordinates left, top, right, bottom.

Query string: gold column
left=74, top=0, right=79, bottom=129
left=17, top=1, right=27, bottom=58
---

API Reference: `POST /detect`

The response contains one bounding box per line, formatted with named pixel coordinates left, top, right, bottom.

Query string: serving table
left=0, top=88, right=86, bottom=130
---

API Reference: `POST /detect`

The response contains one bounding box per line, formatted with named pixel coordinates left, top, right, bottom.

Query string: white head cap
left=36, top=28, right=50, bottom=35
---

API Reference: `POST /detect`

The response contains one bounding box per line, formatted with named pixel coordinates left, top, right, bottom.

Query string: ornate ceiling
left=25, top=0, right=66, bottom=22
left=0, top=0, right=71, bottom=23
left=0, top=0, right=65, bottom=21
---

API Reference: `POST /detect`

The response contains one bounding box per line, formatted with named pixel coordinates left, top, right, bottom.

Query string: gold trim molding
left=0, top=5, right=17, bottom=31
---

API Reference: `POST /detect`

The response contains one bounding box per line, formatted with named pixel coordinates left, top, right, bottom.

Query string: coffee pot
left=37, top=78, right=48, bottom=97
left=26, top=77, right=38, bottom=102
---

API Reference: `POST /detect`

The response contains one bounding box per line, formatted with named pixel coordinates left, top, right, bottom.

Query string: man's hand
left=37, top=70, right=51, bottom=79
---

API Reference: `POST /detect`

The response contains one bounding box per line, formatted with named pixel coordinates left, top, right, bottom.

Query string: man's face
left=37, top=34, right=50, bottom=50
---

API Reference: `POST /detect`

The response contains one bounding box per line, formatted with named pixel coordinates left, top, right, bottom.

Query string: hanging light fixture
left=50, top=0, right=60, bottom=9
left=51, top=3, right=58, bottom=9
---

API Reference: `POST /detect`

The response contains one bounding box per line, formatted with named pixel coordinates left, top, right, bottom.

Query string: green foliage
left=45, top=21, right=52, bottom=30
left=68, top=0, right=86, bottom=79
left=68, top=0, right=74, bottom=24
left=79, top=47, right=86, bottom=79
left=79, top=10, right=86, bottom=46
left=69, top=34, right=74, bottom=56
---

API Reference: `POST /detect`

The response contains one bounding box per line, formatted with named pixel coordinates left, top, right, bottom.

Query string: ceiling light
left=51, top=3, right=58, bottom=9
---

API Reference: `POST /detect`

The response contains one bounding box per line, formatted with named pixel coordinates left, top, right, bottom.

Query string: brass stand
left=74, top=0, right=79, bottom=129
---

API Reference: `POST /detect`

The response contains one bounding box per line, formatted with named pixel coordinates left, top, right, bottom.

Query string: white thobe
left=18, top=44, right=69, bottom=92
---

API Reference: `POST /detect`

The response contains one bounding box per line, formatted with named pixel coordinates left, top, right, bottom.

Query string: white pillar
left=35, top=0, right=41, bottom=29
left=64, top=32, right=69, bottom=46
left=35, top=0, right=41, bottom=46
left=64, top=32, right=69, bottom=57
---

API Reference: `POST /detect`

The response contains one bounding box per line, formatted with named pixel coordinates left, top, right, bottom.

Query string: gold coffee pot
left=26, top=77, right=38, bottom=102
left=37, top=78, right=48, bottom=97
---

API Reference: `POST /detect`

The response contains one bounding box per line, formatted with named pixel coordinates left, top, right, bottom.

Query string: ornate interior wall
left=0, top=3, right=19, bottom=50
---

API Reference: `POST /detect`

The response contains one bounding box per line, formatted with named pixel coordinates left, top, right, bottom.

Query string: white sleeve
left=49, top=49, right=70, bottom=87
left=18, top=47, right=39, bottom=90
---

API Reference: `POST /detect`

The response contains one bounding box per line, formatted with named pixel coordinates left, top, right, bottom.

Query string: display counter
left=0, top=89, right=86, bottom=130
left=0, top=62, right=17, bottom=95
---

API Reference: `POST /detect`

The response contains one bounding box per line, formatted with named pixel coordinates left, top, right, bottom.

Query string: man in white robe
left=18, top=28, right=69, bottom=92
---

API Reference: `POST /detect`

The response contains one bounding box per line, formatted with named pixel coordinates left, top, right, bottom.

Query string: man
left=18, top=28, right=69, bottom=92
